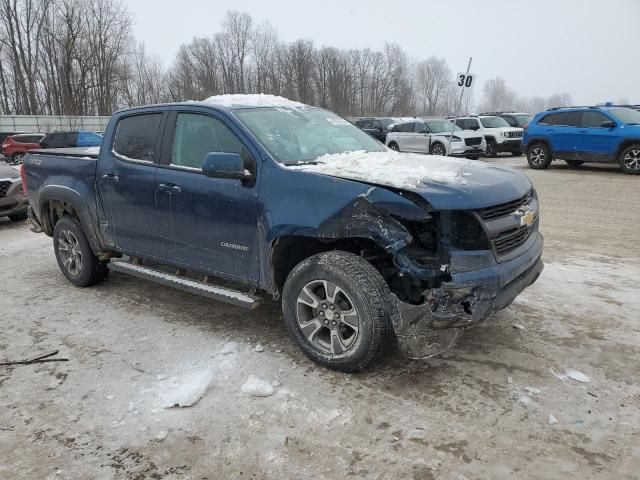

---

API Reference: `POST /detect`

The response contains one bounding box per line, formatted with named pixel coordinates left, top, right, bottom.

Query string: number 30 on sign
left=456, top=73, right=475, bottom=88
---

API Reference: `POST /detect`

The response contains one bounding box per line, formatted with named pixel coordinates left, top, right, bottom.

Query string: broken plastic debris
left=551, top=368, right=590, bottom=383
left=548, top=414, right=559, bottom=425
left=162, top=369, right=216, bottom=408
left=241, top=375, right=275, bottom=397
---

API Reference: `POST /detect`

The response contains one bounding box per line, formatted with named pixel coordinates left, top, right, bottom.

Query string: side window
left=65, top=133, right=78, bottom=147
left=414, top=122, right=426, bottom=133
left=582, top=111, right=611, bottom=128
left=552, top=112, right=580, bottom=127
left=454, top=119, right=465, bottom=129
left=113, top=113, right=162, bottom=162
left=171, top=113, right=246, bottom=170
left=538, top=114, right=556, bottom=125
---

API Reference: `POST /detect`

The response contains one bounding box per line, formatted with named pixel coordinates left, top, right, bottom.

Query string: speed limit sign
left=456, top=73, right=475, bottom=88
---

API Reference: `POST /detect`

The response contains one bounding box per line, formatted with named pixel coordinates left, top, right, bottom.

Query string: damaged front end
left=343, top=187, right=544, bottom=360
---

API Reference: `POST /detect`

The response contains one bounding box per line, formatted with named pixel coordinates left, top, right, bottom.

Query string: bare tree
left=415, top=57, right=450, bottom=115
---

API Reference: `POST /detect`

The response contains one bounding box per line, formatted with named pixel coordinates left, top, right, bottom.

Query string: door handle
left=101, top=173, right=118, bottom=183
left=158, top=183, right=181, bottom=194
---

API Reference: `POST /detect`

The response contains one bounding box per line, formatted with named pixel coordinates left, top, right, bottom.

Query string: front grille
left=465, top=137, right=482, bottom=146
left=493, top=221, right=537, bottom=255
left=479, top=191, right=532, bottom=220
left=505, top=131, right=523, bottom=138
left=0, top=180, right=11, bottom=197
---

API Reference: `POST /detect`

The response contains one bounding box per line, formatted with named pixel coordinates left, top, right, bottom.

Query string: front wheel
left=619, top=144, right=640, bottom=174
left=388, top=142, right=399, bottom=152
left=430, top=142, right=446, bottom=156
left=282, top=251, right=393, bottom=372
left=485, top=139, right=498, bottom=158
left=527, top=143, right=552, bottom=169
left=53, top=216, right=109, bottom=287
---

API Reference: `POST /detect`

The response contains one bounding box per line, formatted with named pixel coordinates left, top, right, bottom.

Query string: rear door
left=577, top=111, right=619, bottom=160
left=96, top=111, right=166, bottom=257
left=540, top=111, right=581, bottom=157
left=412, top=121, right=431, bottom=153
left=154, top=109, right=260, bottom=280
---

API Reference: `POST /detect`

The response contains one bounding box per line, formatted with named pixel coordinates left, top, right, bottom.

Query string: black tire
left=618, top=144, right=640, bottom=175
left=8, top=210, right=28, bottom=222
left=388, top=142, right=399, bottom=152
left=485, top=139, right=498, bottom=158
left=53, top=215, right=108, bottom=287
left=430, top=142, right=446, bottom=156
left=565, top=160, right=584, bottom=167
left=527, top=142, right=552, bottom=169
left=11, top=152, right=25, bottom=165
left=465, top=154, right=480, bottom=160
left=282, top=250, right=393, bottom=372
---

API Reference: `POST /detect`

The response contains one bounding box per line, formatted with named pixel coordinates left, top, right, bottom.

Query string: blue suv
left=523, top=106, right=640, bottom=174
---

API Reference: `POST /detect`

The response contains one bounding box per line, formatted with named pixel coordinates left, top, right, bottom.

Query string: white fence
left=0, top=115, right=111, bottom=133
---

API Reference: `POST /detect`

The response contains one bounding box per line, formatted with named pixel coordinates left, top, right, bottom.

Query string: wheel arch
left=614, top=138, right=640, bottom=159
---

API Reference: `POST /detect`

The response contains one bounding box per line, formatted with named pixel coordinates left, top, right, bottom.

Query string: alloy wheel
left=623, top=149, right=640, bottom=171
left=529, top=147, right=546, bottom=166
left=57, top=230, right=83, bottom=276
left=296, top=279, right=360, bottom=355
left=432, top=144, right=445, bottom=155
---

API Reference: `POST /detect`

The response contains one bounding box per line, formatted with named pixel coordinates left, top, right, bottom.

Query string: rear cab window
left=113, top=113, right=163, bottom=162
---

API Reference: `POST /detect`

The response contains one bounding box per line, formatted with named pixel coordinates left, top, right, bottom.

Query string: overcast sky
left=125, top=0, right=639, bottom=105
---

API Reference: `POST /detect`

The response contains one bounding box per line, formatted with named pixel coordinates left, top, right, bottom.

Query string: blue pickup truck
left=23, top=95, right=543, bottom=371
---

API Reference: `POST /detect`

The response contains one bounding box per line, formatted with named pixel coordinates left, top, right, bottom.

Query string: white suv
left=385, top=119, right=486, bottom=159
left=452, top=116, right=523, bottom=157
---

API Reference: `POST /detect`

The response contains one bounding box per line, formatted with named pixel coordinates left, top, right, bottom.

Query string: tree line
left=0, top=2, right=573, bottom=117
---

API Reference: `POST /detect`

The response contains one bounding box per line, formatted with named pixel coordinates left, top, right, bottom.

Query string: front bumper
left=497, top=139, right=522, bottom=152
left=0, top=178, right=28, bottom=218
left=449, top=142, right=486, bottom=156
left=392, top=231, right=544, bottom=359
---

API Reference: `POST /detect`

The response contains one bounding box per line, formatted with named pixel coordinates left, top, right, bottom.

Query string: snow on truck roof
left=200, top=94, right=307, bottom=109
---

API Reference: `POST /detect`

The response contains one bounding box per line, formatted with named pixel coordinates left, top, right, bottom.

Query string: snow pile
left=201, top=93, right=306, bottom=109
left=289, top=150, right=485, bottom=188
left=241, top=375, right=275, bottom=397
left=161, top=369, right=217, bottom=408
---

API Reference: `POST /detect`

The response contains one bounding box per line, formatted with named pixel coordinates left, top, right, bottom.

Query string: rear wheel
left=11, top=152, right=24, bottom=165
left=53, top=216, right=109, bottom=287
left=282, top=251, right=393, bottom=372
left=527, top=143, right=552, bottom=169
left=388, top=142, right=399, bottom=152
left=565, top=160, right=584, bottom=167
left=430, top=142, right=446, bottom=156
left=619, top=144, right=640, bottom=175
left=485, top=139, right=498, bottom=158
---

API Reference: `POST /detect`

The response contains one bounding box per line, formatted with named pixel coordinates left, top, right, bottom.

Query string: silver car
left=385, top=118, right=486, bottom=159
left=0, top=163, right=28, bottom=222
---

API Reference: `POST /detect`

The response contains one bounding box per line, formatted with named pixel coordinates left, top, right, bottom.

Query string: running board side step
left=109, top=261, right=261, bottom=309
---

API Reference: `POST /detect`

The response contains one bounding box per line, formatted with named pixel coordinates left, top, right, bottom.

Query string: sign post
left=446, top=57, right=474, bottom=157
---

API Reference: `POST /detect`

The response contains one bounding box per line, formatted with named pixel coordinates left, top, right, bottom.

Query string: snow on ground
left=289, top=150, right=488, bottom=188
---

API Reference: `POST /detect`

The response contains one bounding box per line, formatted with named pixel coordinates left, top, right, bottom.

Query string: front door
left=154, top=110, right=260, bottom=281
left=577, top=111, right=619, bottom=160
left=97, top=112, right=166, bottom=257
left=412, top=121, right=431, bottom=153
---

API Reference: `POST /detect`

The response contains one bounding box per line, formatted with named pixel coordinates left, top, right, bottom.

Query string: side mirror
left=202, top=152, right=251, bottom=180
left=601, top=120, right=616, bottom=129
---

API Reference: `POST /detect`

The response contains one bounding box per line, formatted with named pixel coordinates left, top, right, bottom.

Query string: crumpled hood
left=289, top=150, right=532, bottom=210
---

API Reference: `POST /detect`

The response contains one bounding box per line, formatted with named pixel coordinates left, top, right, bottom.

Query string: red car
left=2, top=133, right=45, bottom=164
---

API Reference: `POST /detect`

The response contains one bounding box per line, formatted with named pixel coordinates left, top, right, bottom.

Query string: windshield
left=480, top=116, right=510, bottom=128
left=425, top=120, right=461, bottom=133
left=608, top=108, right=640, bottom=125
left=235, top=107, right=386, bottom=165
left=378, top=118, right=395, bottom=129
left=514, top=115, right=533, bottom=126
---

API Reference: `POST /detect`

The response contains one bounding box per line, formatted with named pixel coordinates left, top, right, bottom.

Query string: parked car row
left=1, top=130, right=102, bottom=164
left=352, top=112, right=530, bottom=160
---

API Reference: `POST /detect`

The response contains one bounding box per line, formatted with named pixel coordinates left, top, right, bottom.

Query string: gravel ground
left=1, top=156, right=639, bottom=479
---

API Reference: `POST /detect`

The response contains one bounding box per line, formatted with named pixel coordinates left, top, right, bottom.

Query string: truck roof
left=116, top=94, right=310, bottom=115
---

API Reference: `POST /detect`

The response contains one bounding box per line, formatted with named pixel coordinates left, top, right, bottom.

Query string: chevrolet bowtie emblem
left=519, top=210, right=535, bottom=227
